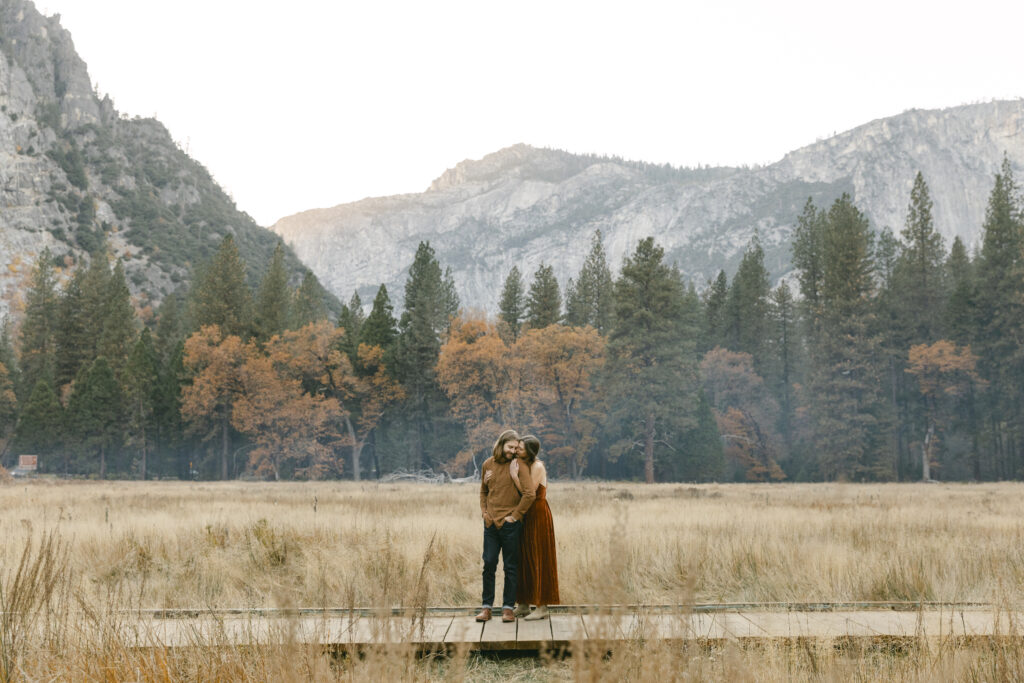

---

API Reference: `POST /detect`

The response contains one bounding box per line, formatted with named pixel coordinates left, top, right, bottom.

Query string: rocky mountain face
left=0, top=0, right=319, bottom=324
left=272, top=101, right=1024, bottom=314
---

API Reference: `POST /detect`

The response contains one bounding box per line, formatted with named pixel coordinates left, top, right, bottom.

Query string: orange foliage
left=516, top=324, right=605, bottom=478
left=906, top=340, right=983, bottom=399
left=180, top=325, right=246, bottom=443
left=700, top=348, right=785, bottom=482
left=437, top=314, right=527, bottom=470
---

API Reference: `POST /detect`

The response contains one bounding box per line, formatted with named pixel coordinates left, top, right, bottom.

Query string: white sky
left=37, top=0, right=1024, bottom=227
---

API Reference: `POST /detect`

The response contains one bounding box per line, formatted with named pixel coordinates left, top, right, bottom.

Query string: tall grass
left=1, top=480, right=1024, bottom=679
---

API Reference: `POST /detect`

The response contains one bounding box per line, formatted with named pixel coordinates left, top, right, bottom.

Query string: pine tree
left=792, top=198, right=826, bottom=316
left=702, top=270, right=729, bottom=352
left=11, top=379, right=62, bottom=465
left=605, top=238, right=700, bottom=483
left=54, top=267, right=90, bottom=390
left=564, top=231, right=615, bottom=332
left=395, top=242, right=459, bottom=470
left=337, top=291, right=365, bottom=361
left=897, top=172, right=946, bottom=342
left=125, top=329, right=160, bottom=479
left=498, top=265, right=526, bottom=341
left=18, top=250, right=59, bottom=398
left=360, top=285, right=398, bottom=352
left=943, top=236, right=974, bottom=345
left=98, top=260, right=136, bottom=375
left=972, top=155, right=1024, bottom=477
left=0, top=317, right=19, bottom=399
left=67, top=356, right=124, bottom=478
left=806, top=194, right=891, bottom=480
left=255, top=242, right=291, bottom=340
left=724, top=237, right=770, bottom=370
left=766, top=280, right=797, bottom=446
left=190, top=234, right=253, bottom=338
left=525, top=264, right=561, bottom=329
left=291, top=271, right=329, bottom=327
left=441, top=266, right=460, bottom=329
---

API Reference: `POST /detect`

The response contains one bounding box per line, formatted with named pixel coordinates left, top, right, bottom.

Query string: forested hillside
left=3, top=162, right=1021, bottom=482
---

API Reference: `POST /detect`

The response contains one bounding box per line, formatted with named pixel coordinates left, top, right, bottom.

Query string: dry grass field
left=2, top=479, right=1024, bottom=680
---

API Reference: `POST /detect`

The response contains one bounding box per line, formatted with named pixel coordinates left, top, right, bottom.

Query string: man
left=476, top=429, right=535, bottom=623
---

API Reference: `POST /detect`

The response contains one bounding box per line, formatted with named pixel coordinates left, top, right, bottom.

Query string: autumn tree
left=232, top=343, right=343, bottom=480
left=906, top=341, right=984, bottom=481
left=437, top=314, right=529, bottom=471
left=180, top=326, right=247, bottom=479
left=516, top=324, right=605, bottom=479
left=700, top=348, right=785, bottom=481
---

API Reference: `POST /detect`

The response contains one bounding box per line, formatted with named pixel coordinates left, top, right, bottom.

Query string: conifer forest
left=2, top=160, right=1023, bottom=484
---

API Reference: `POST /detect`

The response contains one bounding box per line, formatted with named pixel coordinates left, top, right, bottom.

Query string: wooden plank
left=516, top=615, right=554, bottom=649
left=479, top=615, right=518, bottom=650
left=549, top=612, right=586, bottom=642
left=444, top=615, right=483, bottom=646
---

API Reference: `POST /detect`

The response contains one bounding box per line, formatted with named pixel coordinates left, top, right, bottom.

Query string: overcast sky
left=36, top=0, right=1024, bottom=227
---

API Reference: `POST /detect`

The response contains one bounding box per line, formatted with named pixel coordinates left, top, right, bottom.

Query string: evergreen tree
left=441, top=266, right=460, bottom=329
left=190, top=234, right=253, bottom=338
left=154, top=294, right=186, bottom=363
left=896, top=172, right=946, bottom=342
left=18, top=250, right=59, bottom=397
left=67, top=356, right=124, bottom=478
left=395, top=242, right=459, bottom=470
left=766, top=280, right=797, bottom=446
left=0, top=317, right=18, bottom=399
left=525, top=263, right=561, bottom=329
left=153, top=340, right=187, bottom=478
left=291, top=271, right=329, bottom=327
left=255, top=242, right=291, bottom=340
left=125, top=329, right=160, bottom=479
left=54, top=267, right=90, bottom=390
left=11, top=379, right=63, bottom=466
left=944, top=236, right=974, bottom=345
left=564, top=231, right=615, bottom=333
left=724, top=237, right=770, bottom=370
left=805, top=194, right=890, bottom=480
left=792, top=198, right=826, bottom=316
left=498, top=265, right=526, bottom=340
left=605, top=238, right=701, bottom=483
left=701, top=270, right=729, bottom=352
left=973, top=156, right=1024, bottom=477
left=98, top=260, right=136, bottom=375
left=337, top=291, right=365, bottom=361
left=360, top=285, right=398, bottom=352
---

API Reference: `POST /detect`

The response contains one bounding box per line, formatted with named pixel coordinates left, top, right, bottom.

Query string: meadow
left=2, top=479, right=1024, bottom=680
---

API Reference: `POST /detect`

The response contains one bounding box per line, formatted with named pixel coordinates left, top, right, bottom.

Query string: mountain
left=0, top=0, right=329, bottom=324
left=271, top=100, right=1024, bottom=313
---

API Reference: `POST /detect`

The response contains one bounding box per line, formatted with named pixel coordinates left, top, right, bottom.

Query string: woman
left=511, top=435, right=559, bottom=620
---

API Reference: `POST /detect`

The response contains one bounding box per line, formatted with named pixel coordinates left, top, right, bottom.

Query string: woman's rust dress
left=516, top=483, right=560, bottom=605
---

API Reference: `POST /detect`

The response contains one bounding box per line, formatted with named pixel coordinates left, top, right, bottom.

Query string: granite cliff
left=272, top=100, right=1024, bottom=313
left=0, top=0, right=320, bottom=323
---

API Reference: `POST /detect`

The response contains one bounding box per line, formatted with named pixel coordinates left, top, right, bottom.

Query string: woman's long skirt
left=516, top=484, right=559, bottom=605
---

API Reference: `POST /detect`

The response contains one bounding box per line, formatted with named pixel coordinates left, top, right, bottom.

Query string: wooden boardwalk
left=131, top=605, right=1024, bottom=652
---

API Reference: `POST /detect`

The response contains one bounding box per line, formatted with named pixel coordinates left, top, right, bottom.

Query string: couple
left=476, top=429, right=560, bottom=623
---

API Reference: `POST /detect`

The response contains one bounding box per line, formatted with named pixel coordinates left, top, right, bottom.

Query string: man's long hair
left=492, top=429, right=520, bottom=463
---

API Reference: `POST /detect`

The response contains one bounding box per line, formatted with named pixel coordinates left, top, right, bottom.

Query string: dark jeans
left=481, top=519, right=522, bottom=609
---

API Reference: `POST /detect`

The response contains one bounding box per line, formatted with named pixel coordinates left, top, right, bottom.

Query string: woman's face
left=515, top=440, right=526, bottom=458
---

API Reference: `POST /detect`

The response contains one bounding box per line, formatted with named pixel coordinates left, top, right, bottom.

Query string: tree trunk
left=221, top=412, right=230, bottom=480
left=922, top=422, right=934, bottom=481
left=345, top=415, right=361, bottom=482
left=644, top=412, right=655, bottom=484
left=140, top=422, right=147, bottom=481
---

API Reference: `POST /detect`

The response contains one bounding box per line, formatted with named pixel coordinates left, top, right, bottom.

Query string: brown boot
left=475, top=607, right=492, bottom=622
left=502, top=607, right=516, bottom=622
